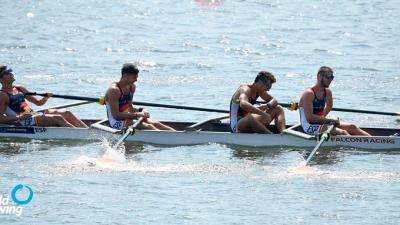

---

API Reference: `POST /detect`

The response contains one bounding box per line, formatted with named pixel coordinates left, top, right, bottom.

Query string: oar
left=257, top=100, right=400, bottom=116
left=26, top=92, right=229, bottom=113
left=112, top=117, right=145, bottom=149
left=26, top=92, right=105, bottom=105
left=304, top=125, right=335, bottom=166
left=38, top=101, right=93, bottom=112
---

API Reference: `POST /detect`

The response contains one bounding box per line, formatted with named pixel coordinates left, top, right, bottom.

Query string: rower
left=0, top=65, right=88, bottom=128
left=299, top=66, right=370, bottom=136
left=104, top=63, right=175, bottom=131
left=230, top=71, right=286, bottom=133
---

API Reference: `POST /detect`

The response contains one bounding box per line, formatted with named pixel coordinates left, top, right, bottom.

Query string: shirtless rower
left=230, top=71, right=286, bottom=134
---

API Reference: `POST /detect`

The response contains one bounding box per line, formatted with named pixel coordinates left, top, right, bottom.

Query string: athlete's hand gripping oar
left=25, top=92, right=228, bottom=113
left=112, top=117, right=145, bottom=150
left=304, top=124, right=335, bottom=166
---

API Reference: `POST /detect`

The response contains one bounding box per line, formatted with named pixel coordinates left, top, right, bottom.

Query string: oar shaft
left=28, top=92, right=398, bottom=116
left=26, top=92, right=228, bottom=113
left=133, top=101, right=228, bottom=113
left=26, top=92, right=101, bottom=102
left=258, top=101, right=399, bottom=116
left=112, top=117, right=145, bottom=149
left=304, top=125, right=335, bottom=166
left=324, top=107, right=398, bottom=116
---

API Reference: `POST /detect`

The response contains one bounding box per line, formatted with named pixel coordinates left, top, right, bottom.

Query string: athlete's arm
left=238, top=88, right=268, bottom=116
left=18, top=85, right=49, bottom=106
left=0, top=92, right=20, bottom=124
left=323, top=88, right=333, bottom=117
left=259, top=91, right=277, bottom=110
left=301, top=90, right=335, bottom=124
left=127, top=85, right=141, bottom=113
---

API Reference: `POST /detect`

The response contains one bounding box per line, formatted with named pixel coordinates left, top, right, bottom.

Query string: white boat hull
left=123, top=130, right=399, bottom=149
left=0, top=120, right=399, bottom=150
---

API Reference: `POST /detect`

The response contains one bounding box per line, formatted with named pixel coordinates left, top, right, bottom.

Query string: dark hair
left=121, top=63, right=139, bottom=76
left=0, top=64, right=7, bottom=77
left=317, top=66, right=333, bottom=76
left=254, top=71, right=276, bottom=84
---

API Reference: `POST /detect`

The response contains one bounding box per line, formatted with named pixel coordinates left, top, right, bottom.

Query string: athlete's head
left=121, top=63, right=139, bottom=84
left=121, top=63, right=139, bottom=77
left=317, top=66, right=334, bottom=88
left=254, top=71, right=276, bottom=91
left=0, top=64, right=15, bottom=85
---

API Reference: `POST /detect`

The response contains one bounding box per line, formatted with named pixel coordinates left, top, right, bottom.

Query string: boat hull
left=0, top=120, right=399, bottom=149
left=123, top=130, right=399, bottom=149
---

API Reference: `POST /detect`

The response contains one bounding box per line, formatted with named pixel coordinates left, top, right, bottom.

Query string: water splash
left=69, top=138, right=126, bottom=169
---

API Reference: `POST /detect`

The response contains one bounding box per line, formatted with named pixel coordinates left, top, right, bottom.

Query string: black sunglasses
left=0, top=68, right=13, bottom=78
left=322, top=74, right=334, bottom=80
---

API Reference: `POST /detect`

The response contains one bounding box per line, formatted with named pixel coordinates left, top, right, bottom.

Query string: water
left=1, top=0, right=400, bottom=224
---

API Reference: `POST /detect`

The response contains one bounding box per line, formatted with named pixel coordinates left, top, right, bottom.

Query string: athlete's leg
left=320, top=124, right=350, bottom=135
left=338, top=121, right=371, bottom=136
left=266, top=105, right=286, bottom=133
left=36, top=114, right=74, bottom=127
left=45, top=109, right=88, bottom=128
left=137, top=122, right=158, bottom=130
left=145, top=118, right=175, bottom=131
left=236, top=113, right=272, bottom=134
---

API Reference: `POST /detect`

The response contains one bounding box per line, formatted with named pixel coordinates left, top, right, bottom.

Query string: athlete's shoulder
left=238, top=84, right=251, bottom=92
left=301, top=87, right=314, bottom=96
left=13, top=84, right=27, bottom=92
left=325, top=88, right=332, bottom=95
left=106, top=82, right=121, bottom=98
left=0, top=91, right=9, bottom=103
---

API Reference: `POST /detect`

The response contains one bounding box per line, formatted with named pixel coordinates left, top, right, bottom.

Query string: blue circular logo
left=11, top=184, right=33, bottom=205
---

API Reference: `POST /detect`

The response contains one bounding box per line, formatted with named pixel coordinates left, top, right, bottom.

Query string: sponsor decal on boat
left=0, top=184, right=33, bottom=217
left=0, top=127, right=35, bottom=134
left=331, top=137, right=395, bottom=144
left=0, top=127, right=47, bottom=134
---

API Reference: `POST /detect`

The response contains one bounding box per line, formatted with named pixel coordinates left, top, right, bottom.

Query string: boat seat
left=90, top=119, right=122, bottom=134
left=283, top=123, right=315, bottom=140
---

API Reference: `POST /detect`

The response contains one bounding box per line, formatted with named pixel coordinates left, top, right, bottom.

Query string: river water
left=1, top=0, right=400, bottom=224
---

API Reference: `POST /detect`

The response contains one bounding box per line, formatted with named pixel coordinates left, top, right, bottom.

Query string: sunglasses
left=322, top=74, right=334, bottom=80
left=263, top=81, right=272, bottom=91
left=0, top=68, right=14, bottom=78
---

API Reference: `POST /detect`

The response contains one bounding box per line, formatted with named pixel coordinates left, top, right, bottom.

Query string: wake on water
left=43, top=139, right=400, bottom=182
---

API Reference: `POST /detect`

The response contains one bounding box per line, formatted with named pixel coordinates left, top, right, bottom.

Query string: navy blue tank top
left=116, top=83, right=134, bottom=112
left=311, top=88, right=326, bottom=116
left=4, top=87, right=33, bottom=114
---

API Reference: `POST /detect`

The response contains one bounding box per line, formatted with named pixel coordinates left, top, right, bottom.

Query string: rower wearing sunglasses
left=0, top=64, right=87, bottom=128
left=230, top=71, right=286, bottom=134
left=299, top=66, right=370, bottom=136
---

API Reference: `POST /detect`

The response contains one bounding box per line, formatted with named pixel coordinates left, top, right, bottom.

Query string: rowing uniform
left=230, top=85, right=258, bottom=132
left=105, top=83, right=134, bottom=129
left=299, top=87, right=326, bottom=135
left=3, top=87, right=38, bottom=126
